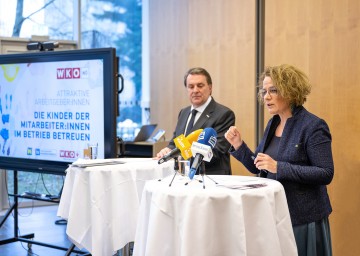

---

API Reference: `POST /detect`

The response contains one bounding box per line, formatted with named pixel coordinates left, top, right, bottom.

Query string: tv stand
left=0, top=170, right=89, bottom=255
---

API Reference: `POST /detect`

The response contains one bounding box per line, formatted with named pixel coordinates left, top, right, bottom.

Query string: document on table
left=216, top=179, right=267, bottom=190
left=70, top=159, right=126, bottom=168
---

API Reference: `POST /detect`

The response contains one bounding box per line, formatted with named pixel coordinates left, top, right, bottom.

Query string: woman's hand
left=253, top=153, right=278, bottom=173
left=224, top=126, right=243, bottom=150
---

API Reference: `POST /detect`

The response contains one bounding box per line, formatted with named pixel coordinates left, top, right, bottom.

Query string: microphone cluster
left=158, top=127, right=217, bottom=180
left=188, top=128, right=217, bottom=179
left=158, top=129, right=203, bottom=164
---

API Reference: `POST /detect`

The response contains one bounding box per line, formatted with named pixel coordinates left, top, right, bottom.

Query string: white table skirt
left=57, top=158, right=174, bottom=256
left=133, top=175, right=298, bottom=256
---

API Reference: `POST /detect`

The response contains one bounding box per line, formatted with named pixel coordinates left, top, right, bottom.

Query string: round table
left=133, top=174, right=297, bottom=256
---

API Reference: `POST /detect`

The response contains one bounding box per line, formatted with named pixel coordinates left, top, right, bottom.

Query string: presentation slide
left=0, top=59, right=105, bottom=162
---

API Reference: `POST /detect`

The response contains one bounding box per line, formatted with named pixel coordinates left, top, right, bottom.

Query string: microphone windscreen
left=197, top=128, right=217, bottom=149
left=174, top=134, right=191, bottom=151
left=185, top=129, right=203, bottom=143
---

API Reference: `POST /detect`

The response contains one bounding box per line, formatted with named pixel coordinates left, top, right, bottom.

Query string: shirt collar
left=191, top=96, right=212, bottom=113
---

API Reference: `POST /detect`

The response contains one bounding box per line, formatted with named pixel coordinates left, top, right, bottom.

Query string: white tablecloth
left=133, top=175, right=298, bottom=256
left=57, top=158, right=174, bottom=256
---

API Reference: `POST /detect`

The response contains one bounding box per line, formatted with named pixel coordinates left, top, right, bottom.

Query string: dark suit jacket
left=168, top=98, right=235, bottom=175
left=230, top=106, right=334, bottom=225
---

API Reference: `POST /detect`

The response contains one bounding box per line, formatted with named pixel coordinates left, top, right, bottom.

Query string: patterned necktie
left=185, top=109, right=197, bottom=136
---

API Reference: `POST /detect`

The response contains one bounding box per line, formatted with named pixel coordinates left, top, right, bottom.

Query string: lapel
left=259, top=115, right=280, bottom=153
left=259, top=106, right=303, bottom=156
left=180, top=106, right=192, bottom=134
left=276, top=106, right=303, bottom=158
left=191, top=98, right=216, bottom=131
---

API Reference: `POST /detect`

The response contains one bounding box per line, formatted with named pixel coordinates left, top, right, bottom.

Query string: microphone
left=188, top=128, right=217, bottom=179
left=158, top=129, right=203, bottom=164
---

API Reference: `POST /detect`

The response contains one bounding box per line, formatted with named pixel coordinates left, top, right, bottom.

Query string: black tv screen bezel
left=0, top=47, right=118, bottom=174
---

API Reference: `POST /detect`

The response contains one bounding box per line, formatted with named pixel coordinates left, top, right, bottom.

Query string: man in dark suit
left=156, top=67, right=235, bottom=175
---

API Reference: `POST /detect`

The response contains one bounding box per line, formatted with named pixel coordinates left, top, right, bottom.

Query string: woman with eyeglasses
left=225, top=64, right=333, bottom=256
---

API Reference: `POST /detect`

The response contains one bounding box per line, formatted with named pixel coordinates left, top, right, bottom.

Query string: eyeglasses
left=259, top=87, right=278, bottom=97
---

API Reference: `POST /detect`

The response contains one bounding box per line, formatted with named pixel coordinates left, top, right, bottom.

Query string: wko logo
left=60, top=150, right=76, bottom=158
left=57, top=67, right=88, bottom=79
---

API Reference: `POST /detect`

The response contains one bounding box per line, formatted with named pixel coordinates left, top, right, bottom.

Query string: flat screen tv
left=0, top=47, right=118, bottom=174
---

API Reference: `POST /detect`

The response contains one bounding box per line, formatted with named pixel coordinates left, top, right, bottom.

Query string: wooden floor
left=0, top=204, right=89, bottom=256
